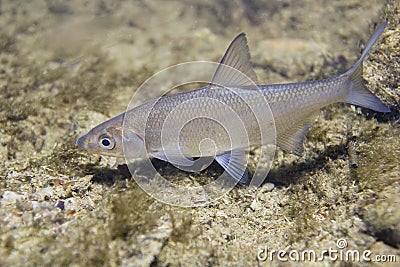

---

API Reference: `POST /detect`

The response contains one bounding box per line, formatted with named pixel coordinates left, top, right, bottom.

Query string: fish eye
left=98, top=135, right=115, bottom=150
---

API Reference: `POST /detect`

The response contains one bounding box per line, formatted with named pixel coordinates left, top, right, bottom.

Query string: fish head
left=76, top=119, right=124, bottom=158
left=76, top=114, right=147, bottom=159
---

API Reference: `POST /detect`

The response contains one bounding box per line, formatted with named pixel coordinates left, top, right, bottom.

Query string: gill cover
left=123, top=131, right=146, bottom=158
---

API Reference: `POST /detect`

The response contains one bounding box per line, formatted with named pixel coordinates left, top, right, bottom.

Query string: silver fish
left=77, top=22, right=390, bottom=183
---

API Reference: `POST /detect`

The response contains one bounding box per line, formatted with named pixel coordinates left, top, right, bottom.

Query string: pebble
left=2, top=191, right=24, bottom=202
left=262, top=182, right=275, bottom=192
left=250, top=199, right=263, bottom=211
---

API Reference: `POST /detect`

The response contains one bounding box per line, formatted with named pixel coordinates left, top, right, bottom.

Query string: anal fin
left=277, top=112, right=318, bottom=156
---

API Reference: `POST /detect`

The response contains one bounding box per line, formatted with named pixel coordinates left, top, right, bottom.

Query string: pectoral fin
left=151, top=150, right=194, bottom=167
left=215, top=150, right=248, bottom=184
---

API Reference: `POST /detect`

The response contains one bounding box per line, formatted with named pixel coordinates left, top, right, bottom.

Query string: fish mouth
left=76, top=134, right=88, bottom=149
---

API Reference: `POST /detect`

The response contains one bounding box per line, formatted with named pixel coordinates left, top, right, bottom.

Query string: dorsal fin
left=210, top=33, right=258, bottom=87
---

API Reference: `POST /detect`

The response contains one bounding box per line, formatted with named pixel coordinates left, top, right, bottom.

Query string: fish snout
left=76, top=134, right=88, bottom=149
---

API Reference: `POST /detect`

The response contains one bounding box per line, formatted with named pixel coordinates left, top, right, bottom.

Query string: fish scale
left=134, top=86, right=265, bottom=157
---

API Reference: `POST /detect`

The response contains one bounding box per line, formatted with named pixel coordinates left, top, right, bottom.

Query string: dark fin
left=215, top=150, right=248, bottom=184
left=345, top=22, right=390, bottom=113
left=210, top=33, right=259, bottom=87
left=277, top=113, right=319, bottom=156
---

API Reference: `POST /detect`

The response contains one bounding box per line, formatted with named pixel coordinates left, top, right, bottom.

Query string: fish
left=76, top=22, right=390, bottom=184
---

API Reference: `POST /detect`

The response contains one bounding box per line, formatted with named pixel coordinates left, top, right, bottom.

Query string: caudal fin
left=345, top=22, right=390, bottom=113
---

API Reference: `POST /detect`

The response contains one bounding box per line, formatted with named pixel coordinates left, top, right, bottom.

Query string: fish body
left=77, top=22, right=390, bottom=183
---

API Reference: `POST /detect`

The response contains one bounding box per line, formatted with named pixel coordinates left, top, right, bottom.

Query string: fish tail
left=345, top=22, right=390, bottom=113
